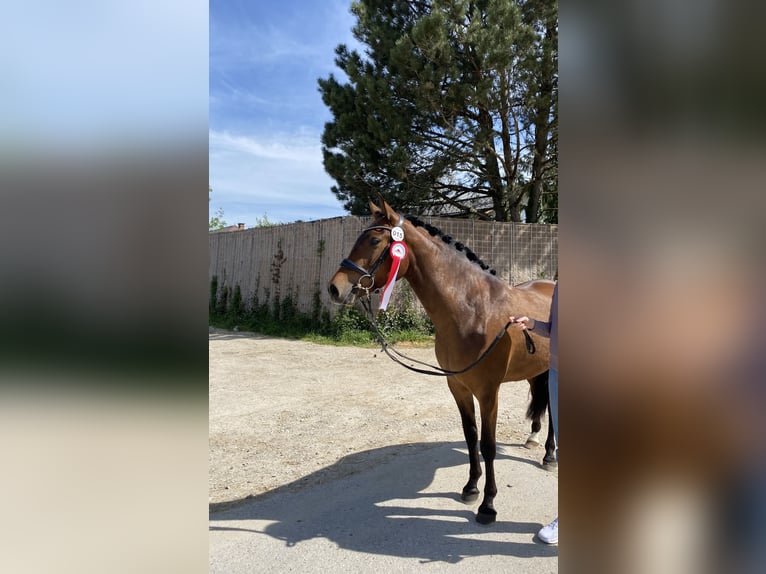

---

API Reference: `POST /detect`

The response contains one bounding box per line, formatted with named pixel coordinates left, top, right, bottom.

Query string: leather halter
left=339, top=217, right=404, bottom=294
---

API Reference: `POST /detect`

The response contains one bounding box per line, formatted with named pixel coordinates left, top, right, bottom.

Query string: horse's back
left=513, top=278, right=555, bottom=298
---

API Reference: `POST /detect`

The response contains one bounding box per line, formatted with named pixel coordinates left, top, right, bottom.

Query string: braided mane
left=405, top=215, right=497, bottom=276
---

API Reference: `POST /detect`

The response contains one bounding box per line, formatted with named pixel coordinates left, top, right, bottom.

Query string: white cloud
left=209, top=130, right=323, bottom=164
left=209, top=129, right=345, bottom=224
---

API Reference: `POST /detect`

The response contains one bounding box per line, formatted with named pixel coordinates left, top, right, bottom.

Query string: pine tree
left=319, top=0, right=557, bottom=222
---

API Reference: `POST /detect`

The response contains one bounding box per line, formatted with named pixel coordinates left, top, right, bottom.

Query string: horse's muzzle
left=327, top=275, right=356, bottom=305
left=328, top=282, right=341, bottom=302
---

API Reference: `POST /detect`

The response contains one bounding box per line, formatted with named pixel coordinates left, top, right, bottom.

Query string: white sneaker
left=537, top=517, right=558, bottom=544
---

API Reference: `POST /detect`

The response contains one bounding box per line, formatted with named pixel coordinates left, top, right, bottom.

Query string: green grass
left=209, top=313, right=434, bottom=347
left=209, top=282, right=434, bottom=347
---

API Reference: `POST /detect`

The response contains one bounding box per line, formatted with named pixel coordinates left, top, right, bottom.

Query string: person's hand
left=509, top=315, right=533, bottom=330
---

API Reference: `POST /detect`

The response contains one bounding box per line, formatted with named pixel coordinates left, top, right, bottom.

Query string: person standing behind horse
left=510, top=280, right=558, bottom=544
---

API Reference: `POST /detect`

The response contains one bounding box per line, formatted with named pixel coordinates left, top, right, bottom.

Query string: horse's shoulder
left=513, top=279, right=555, bottom=298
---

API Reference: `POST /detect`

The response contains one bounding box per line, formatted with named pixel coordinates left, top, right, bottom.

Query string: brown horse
left=328, top=198, right=555, bottom=524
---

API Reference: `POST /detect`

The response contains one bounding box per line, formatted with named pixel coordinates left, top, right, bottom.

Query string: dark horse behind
left=328, top=197, right=555, bottom=525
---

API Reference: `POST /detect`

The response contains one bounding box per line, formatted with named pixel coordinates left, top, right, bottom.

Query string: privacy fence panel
left=209, top=216, right=557, bottom=317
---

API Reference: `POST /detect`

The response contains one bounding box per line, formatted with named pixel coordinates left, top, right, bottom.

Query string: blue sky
left=210, top=0, right=361, bottom=225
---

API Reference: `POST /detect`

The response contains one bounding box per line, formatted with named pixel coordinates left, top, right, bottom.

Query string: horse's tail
left=527, top=371, right=550, bottom=421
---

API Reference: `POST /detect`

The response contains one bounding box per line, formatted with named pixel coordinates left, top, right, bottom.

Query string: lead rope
left=359, top=295, right=535, bottom=377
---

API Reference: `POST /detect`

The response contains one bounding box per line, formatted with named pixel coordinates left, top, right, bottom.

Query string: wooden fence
left=209, top=215, right=558, bottom=317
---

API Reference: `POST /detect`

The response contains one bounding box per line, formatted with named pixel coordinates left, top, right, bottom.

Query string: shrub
left=209, top=277, right=432, bottom=345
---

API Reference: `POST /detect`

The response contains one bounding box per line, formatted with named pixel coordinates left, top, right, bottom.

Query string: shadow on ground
left=210, top=441, right=557, bottom=564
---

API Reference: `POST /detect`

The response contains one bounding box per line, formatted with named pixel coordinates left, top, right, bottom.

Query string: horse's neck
left=404, top=233, right=488, bottom=334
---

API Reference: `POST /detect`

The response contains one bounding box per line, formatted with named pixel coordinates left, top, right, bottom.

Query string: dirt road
left=209, top=328, right=558, bottom=572
left=209, top=328, right=551, bottom=507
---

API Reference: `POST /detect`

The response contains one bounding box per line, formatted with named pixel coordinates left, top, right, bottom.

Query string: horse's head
left=328, top=196, right=411, bottom=305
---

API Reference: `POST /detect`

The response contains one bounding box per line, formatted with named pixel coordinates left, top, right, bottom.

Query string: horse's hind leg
left=526, top=413, right=542, bottom=448
left=526, top=372, right=549, bottom=449
left=447, top=377, right=481, bottom=503
left=542, top=400, right=558, bottom=470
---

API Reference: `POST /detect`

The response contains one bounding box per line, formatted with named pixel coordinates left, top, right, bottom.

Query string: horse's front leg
left=447, top=377, right=481, bottom=502
left=476, top=387, right=500, bottom=525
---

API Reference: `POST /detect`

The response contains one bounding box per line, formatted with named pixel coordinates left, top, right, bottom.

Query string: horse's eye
left=369, top=237, right=381, bottom=246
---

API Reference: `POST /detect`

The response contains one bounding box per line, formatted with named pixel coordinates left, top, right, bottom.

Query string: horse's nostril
left=328, top=283, right=339, bottom=300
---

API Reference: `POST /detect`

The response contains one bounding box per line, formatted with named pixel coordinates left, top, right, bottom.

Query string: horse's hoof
left=542, top=459, right=558, bottom=471
left=475, top=510, right=497, bottom=525
left=525, top=433, right=541, bottom=448
left=461, top=489, right=480, bottom=503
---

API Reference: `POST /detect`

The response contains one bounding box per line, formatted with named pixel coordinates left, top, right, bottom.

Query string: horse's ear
left=381, top=197, right=399, bottom=226
left=369, top=197, right=383, bottom=218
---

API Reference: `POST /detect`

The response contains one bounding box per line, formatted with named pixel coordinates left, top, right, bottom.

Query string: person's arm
left=509, top=315, right=551, bottom=338
left=510, top=282, right=557, bottom=339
